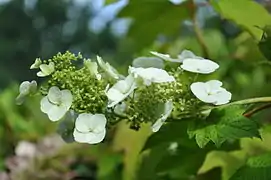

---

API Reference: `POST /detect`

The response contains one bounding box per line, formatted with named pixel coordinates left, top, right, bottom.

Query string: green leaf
left=210, top=0, right=271, bottom=40
left=142, top=121, right=192, bottom=152
left=188, top=105, right=261, bottom=148
left=258, top=25, right=271, bottom=61
left=118, top=0, right=192, bottom=51
left=230, top=153, right=271, bottom=180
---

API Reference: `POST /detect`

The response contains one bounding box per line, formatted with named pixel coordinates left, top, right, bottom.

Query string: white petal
left=30, top=58, right=42, bottom=69
left=213, top=90, right=232, bottom=105
left=47, top=105, right=67, bottom=121
left=29, top=81, right=37, bottom=93
left=19, top=81, right=31, bottom=94
left=207, top=80, right=223, bottom=89
left=151, top=118, right=164, bottom=132
left=114, top=102, right=127, bottom=115
left=40, top=96, right=52, bottom=113
left=16, top=94, right=26, bottom=105
left=48, top=86, right=62, bottom=104
left=73, top=128, right=106, bottom=144
left=151, top=101, right=173, bottom=132
left=97, top=56, right=120, bottom=80
left=177, top=49, right=202, bottom=62
left=132, top=57, right=165, bottom=69
left=75, top=113, right=94, bottom=132
left=61, top=89, right=73, bottom=109
left=181, top=59, right=219, bottom=74
left=75, top=113, right=107, bottom=133
left=37, top=71, right=46, bottom=77
left=190, top=82, right=214, bottom=103
left=150, top=51, right=181, bottom=63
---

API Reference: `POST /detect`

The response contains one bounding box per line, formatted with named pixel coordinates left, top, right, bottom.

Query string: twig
left=192, top=3, right=210, bottom=59
left=243, top=103, right=271, bottom=118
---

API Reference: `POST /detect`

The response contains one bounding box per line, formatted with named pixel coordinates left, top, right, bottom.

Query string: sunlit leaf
left=230, top=153, right=271, bottom=180
left=210, top=0, right=271, bottom=40
left=188, top=105, right=261, bottom=148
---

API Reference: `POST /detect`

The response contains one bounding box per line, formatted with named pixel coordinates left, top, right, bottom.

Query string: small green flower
left=84, top=59, right=101, bottom=80
left=16, top=80, right=37, bottom=105
left=30, top=58, right=42, bottom=69
left=37, top=62, right=55, bottom=77
left=40, top=86, right=73, bottom=121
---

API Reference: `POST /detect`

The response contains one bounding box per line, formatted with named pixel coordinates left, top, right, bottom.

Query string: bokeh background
left=1, top=0, right=271, bottom=179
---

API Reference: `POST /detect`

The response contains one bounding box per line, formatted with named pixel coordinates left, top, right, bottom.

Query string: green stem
left=219, top=97, right=271, bottom=107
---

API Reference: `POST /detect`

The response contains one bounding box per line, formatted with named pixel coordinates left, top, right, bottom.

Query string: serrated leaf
left=118, top=0, right=192, bottom=50
left=210, top=0, right=271, bottom=40
left=188, top=105, right=261, bottom=148
left=230, top=153, right=271, bottom=180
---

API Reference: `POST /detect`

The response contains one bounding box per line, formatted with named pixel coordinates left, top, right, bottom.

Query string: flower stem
left=219, top=97, right=271, bottom=107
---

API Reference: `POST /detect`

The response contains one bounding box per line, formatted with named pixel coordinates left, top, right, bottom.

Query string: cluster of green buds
left=16, top=50, right=231, bottom=144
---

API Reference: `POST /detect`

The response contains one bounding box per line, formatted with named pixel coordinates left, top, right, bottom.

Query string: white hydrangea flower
left=16, top=80, right=37, bottom=105
left=132, top=56, right=164, bottom=69
left=73, top=113, right=107, bottom=144
left=129, top=67, right=175, bottom=86
left=40, top=86, right=73, bottom=121
left=151, top=101, right=173, bottom=132
left=84, top=59, right=101, bottom=80
left=37, top=62, right=55, bottom=77
left=190, top=80, right=232, bottom=105
left=106, top=74, right=136, bottom=107
left=30, top=58, right=42, bottom=69
left=180, top=58, right=219, bottom=74
left=97, top=56, right=123, bottom=80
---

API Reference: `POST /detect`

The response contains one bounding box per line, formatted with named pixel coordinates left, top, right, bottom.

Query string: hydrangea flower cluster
left=16, top=50, right=231, bottom=145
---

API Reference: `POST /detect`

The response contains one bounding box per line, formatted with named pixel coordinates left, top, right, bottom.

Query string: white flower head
left=73, top=113, right=107, bottom=144
left=37, top=62, right=55, bottom=77
left=181, top=58, right=219, bottom=74
left=190, top=80, right=232, bottom=105
left=84, top=59, right=101, bottom=80
left=40, top=86, right=73, bottom=121
left=152, top=101, right=173, bottom=132
left=30, top=58, right=42, bottom=69
left=177, top=49, right=203, bottom=62
left=106, top=74, right=136, bottom=107
left=129, top=67, right=175, bottom=86
left=97, top=56, right=123, bottom=80
left=132, top=56, right=164, bottom=69
left=16, top=80, right=37, bottom=105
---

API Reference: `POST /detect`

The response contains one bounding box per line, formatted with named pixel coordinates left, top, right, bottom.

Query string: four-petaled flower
left=37, top=62, right=55, bottom=77
left=16, top=80, right=37, bottom=105
left=40, top=86, right=73, bottom=121
left=181, top=58, right=219, bottom=74
left=151, top=101, right=173, bottom=132
left=106, top=74, right=136, bottom=107
left=129, top=67, right=175, bottom=86
left=73, top=113, right=107, bottom=144
left=97, top=56, right=123, bottom=80
left=190, top=80, right=232, bottom=105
